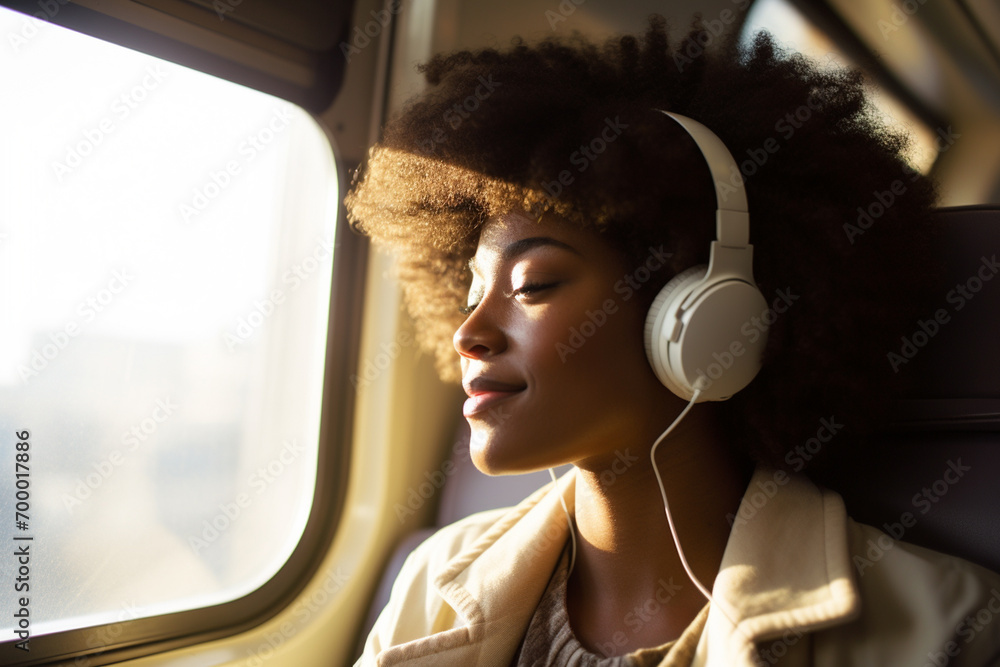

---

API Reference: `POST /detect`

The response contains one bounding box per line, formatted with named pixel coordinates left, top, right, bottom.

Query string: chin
left=468, top=429, right=518, bottom=476
left=467, top=423, right=564, bottom=476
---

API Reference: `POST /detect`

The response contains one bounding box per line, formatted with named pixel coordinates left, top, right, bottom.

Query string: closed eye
left=506, top=281, right=559, bottom=299
left=459, top=281, right=558, bottom=315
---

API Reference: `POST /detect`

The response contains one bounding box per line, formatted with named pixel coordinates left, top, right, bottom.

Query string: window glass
left=0, top=6, right=337, bottom=637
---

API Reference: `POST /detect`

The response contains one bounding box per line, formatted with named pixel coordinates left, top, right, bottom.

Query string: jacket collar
left=428, top=471, right=578, bottom=662
left=695, top=468, right=861, bottom=666
left=425, top=466, right=860, bottom=666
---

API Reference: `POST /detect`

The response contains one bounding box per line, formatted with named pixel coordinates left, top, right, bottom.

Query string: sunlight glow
left=742, top=0, right=939, bottom=173
left=1, top=6, right=337, bottom=637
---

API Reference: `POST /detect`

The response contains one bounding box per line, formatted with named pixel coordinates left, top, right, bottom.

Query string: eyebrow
left=467, top=236, right=582, bottom=273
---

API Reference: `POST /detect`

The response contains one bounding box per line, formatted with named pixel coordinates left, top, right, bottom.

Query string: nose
left=453, top=300, right=507, bottom=360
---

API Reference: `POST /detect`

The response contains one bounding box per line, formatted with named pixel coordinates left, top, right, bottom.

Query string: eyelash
left=459, top=281, right=557, bottom=315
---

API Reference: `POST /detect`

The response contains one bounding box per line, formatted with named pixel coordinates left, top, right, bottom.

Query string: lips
left=462, top=377, right=526, bottom=417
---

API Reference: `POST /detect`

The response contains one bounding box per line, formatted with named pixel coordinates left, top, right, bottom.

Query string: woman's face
left=453, top=210, right=682, bottom=475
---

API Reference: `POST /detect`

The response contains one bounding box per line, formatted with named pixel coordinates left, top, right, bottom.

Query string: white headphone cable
left=547, top=389, right=711, bottom=589
left=548, top=467, right=577, bottom=574
left=651, top=387, right=747, bottom=639
left=547, top=386, right=748, bottom=640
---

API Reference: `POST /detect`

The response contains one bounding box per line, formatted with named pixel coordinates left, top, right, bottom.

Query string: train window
left=742, top=0, right=940, bottom=172
left=0, top=4, right=337, bottom=640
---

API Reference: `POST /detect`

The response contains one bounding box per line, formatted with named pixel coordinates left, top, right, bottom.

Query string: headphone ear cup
left=646, top=266, right=770, bottom=401
left=644, top=265, right=708, bottom=398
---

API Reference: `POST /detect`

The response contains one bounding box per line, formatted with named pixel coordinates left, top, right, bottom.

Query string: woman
left=346, top=17, right=1000, bottom=666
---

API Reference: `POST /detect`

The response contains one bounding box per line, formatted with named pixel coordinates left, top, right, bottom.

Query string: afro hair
left=345, top=16, right=944, bottom=472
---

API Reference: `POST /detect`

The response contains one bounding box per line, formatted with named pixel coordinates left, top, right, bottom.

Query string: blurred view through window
left=0, top=6, right=337, bottom=636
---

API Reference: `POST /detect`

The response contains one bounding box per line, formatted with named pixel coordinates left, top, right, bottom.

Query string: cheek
left=536, top=298, right=654, bottom=395
left=589, top=311, right=652, bottom=390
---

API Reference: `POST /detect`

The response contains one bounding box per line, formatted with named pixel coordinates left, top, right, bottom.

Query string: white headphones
left=644, top=110, right=769, bottom=402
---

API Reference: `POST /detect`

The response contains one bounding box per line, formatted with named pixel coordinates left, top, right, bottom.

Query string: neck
left=566, top=400, right=752, bottom=653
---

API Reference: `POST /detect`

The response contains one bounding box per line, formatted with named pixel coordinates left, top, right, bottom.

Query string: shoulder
left=815, top=518, right=1000, bottom=666
left=403, top=505, right=513, bottom=579
left=389, top=504, right=515, bottom=619
left=389, top=474, right=560, bottom=595
left=399, top=474, right=563, bottom=577
left=358, top=490, right=545, bottom=664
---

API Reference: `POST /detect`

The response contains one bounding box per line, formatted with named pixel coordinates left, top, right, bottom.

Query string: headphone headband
left=655, top=110, right=749, bottom=249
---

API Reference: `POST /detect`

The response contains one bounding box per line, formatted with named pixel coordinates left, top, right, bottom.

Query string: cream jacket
left=358, top=467, right=1000, bottom=666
